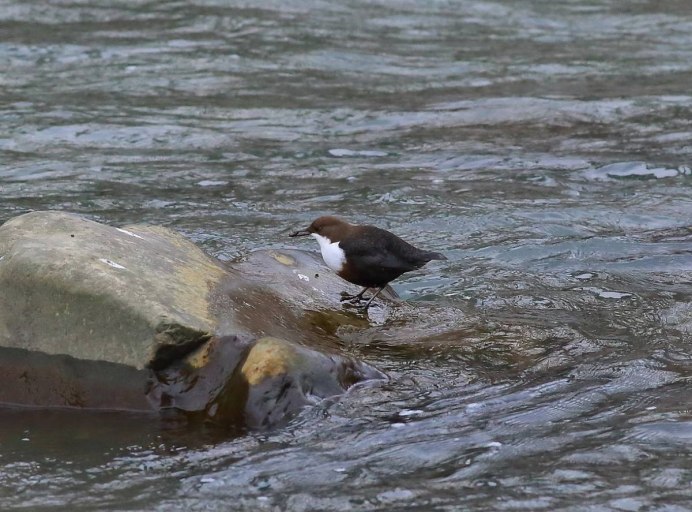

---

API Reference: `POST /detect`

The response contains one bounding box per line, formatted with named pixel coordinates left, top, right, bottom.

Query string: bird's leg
left=340, top=287, right=369, bottom=303
left=359, top=287, right=384, bottom=309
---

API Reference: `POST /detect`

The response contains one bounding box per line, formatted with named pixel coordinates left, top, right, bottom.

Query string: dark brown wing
left=339, top=226, right=434, bottom=287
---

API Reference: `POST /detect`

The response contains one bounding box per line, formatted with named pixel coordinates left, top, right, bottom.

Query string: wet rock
left=231, top=248, right=397, bottom=313
left=239, top=335, right=383, bottom=429
left=218, top=248, right=397, bottom=345
left=0, top=211, right=385, bottom=427
left=0, top=346, right=151, bottom=411
left=150, top=335, right=385, bottom=430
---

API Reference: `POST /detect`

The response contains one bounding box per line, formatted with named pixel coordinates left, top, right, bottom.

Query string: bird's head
left=289, top=216, right=350, bottom=241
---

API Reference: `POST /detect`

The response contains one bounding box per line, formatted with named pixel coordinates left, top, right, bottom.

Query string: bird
left=289, top=216, right=447, bottom=309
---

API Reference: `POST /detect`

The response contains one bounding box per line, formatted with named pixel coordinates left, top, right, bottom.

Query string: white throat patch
left=312, top=233, right=346, bottom=272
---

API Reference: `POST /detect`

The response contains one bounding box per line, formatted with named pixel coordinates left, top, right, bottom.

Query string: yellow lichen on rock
left=270, top=251, right=296, bottom=266
left=123, top=224, right=228, bottom=331
left=241, top=337, right=297, bottom=386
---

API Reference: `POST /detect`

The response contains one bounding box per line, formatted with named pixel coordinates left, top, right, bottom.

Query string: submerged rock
left=0, top=211, right=385, bottom=428
left=151, top=335, right=383, bottom=429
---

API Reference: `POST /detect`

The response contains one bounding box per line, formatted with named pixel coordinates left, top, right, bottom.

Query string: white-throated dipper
left=289, top=216, right=447, bottom=309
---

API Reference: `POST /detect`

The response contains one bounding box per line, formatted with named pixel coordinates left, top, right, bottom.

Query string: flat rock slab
left=216, top=248, right=397, bottom=346
left=0, top=211, right=386, bottom=427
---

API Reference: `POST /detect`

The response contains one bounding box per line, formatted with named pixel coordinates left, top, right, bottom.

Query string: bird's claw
left=343, top=300, right=371, bottom=311
left=340, top=292, right=363, bottom=303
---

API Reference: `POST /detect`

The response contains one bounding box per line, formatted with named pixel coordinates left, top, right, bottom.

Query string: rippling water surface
left=1, top=0, right=692, bottom=510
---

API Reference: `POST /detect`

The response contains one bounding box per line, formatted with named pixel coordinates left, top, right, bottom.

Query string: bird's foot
left=341, top=287, right=379, bottom=309
left=343, top=300, right=374, bottom=312
left=340, top=291, right=365, bottom=303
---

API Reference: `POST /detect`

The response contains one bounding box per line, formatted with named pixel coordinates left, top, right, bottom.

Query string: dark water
left=2, top=0, right=692, bottom=510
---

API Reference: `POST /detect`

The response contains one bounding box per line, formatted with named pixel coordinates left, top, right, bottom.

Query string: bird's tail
left=424, top=251, right=447, bottom=261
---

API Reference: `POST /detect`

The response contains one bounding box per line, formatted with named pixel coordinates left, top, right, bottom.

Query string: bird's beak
left=289, top=228, right=311, bottom=237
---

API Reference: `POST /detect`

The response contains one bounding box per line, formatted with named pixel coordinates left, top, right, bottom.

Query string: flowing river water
left=1, top=0, right=691, bottom=510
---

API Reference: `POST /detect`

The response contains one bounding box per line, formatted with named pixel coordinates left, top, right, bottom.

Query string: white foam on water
left=574, top=272, right=594, bottom=280
left=584, top=161, right=679, bottom=180
left=399, top=409, right=423, bottom=417
left=197, top=180, right=228, bottom=187
left=598, top=290, right=632, bottom=299
left=328, top=148, right=388, bottom=157
left=578, top=286, right=632, bottom=299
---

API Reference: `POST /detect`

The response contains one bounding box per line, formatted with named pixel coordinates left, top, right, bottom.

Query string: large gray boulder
left=0, top=212, right=227, bottom=369
left=0, top=211, right=385, bottom=427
